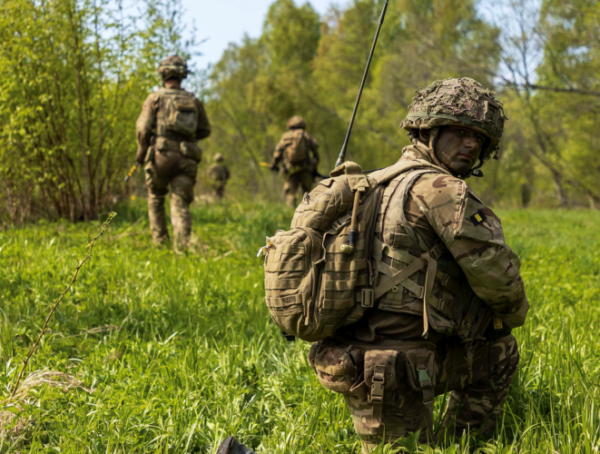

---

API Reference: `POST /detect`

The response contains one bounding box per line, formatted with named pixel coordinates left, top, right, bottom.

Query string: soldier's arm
left=413, top=174, right=529, bottom=328
left=135, top=93, right=159, bottom=163
left=195, top=98, right=211, bottom=140
left=271, top=138, right=286, bottom=167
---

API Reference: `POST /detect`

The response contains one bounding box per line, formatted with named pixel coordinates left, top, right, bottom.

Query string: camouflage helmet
left=287, top=116, right=306, bottom=130
left=213, top=153, right=224, bottom=162
left=157, top=55, right=189, bottom=82
left=400, top=78, right=507, bottom=160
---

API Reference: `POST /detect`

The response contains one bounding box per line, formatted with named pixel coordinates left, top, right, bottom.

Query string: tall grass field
left=1, top=203, right=599, bottom=453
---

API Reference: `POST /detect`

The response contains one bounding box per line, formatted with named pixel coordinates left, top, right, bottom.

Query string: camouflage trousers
left=211, top=180, right=227, bottom=199
left=309, top=335, right=519, bottom=453
left=283, top=169, right=314, bottom=207
left=144, top=150, right=198, bottom=249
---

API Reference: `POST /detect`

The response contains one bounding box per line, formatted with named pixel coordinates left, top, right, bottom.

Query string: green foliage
left=0, top=0, right=192, bottom=224
left=201, top=0, right=501, bottom=201
left=1, top=205, right=600, bottom=452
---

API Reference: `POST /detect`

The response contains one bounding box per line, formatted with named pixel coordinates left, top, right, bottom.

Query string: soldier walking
left=135, top=56, right=211, bottom=250
left=208, top=153, right=230, bottom=200
left=270, top=116, right=319, bottom=207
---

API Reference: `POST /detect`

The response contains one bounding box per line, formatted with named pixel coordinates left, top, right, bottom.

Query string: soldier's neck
left=163, top=80, right=181, bottom=89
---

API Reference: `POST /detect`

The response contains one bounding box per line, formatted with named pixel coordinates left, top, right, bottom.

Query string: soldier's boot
left=440, top=335, right=519, bottom=438
left=216, top=436, right=257, bottom=454
left=170, top=174, right=194, bottom=251
left=147, top=192, right=169, bottom=244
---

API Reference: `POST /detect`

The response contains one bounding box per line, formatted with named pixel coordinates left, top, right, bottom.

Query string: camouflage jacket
left=208, top=163, right=230, bottom=182
left=136, top=88, right=211, bottom=163
left=340, top=142, right=528, bottom=342
left=271, top=129, right=319, bottom=171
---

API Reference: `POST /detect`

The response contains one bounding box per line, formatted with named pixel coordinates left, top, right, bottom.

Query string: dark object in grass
left=216, top=436, right=257, bottom=454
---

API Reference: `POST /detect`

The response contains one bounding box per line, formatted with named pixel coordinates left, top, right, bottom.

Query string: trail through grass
left=1, top=203, right=599, bottom=453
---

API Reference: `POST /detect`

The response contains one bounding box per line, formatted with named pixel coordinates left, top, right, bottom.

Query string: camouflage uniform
left=136, top=56, right=211, bottom=249
left=309, top=79, right=528, bottom=452
left=208, top=153, right=230, bottom=199
left=271, top=116, right=319, bottom=207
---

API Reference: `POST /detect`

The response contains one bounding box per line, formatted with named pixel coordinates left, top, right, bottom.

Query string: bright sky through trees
left=184, top=0, right=349, bottom=68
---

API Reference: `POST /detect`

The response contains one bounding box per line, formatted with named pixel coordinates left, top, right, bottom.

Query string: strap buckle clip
left=369, top=365, right=386, bottom=404
left=361, top=289, right=374, bottom=308
left=417, top=366, right=432, bottom=388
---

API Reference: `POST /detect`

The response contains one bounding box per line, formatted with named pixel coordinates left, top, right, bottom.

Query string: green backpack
left=261, top=160, right=440, bottom=342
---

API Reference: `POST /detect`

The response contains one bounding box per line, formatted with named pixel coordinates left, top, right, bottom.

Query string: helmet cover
left=287, top=116, right=306, bottom=130
left=157, top=55, right=189, bottom=82
left=400, top=78, right=507, bottom=160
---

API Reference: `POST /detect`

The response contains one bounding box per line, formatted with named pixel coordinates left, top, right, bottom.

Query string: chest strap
left=369, top=241, right=446, bottom=338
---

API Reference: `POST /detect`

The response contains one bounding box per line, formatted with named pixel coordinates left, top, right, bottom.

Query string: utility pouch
left=309, top=341, right=361, bottom=396
left=363, top=350, right=398, bottom=432
left=402, top=346, right=436, bottom=407
left=180, top=141, right=203, bottom=163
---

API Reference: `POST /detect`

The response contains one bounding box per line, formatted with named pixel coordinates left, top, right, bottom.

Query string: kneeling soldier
left=307, top=78, right=528, bottom=451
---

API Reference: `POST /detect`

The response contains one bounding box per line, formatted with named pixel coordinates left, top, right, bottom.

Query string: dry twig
left=7, top=213, right=116, bottom=402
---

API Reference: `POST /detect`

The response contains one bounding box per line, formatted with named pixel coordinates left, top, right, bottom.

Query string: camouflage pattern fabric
left=208, top=163, right=230, bottom=199
left=136, top=87, right=210, bottom=249
left=271, top=129, right=319, bottom=172
left=271, top=123, right=319, bottom=207
left=312, top=141, right=527, bottom=450
left=283, top=169, right=314, bottom=207
left=136, top=88, right=210, bottom=164
left=287, top=115, right=307, bottom=130
left=338, top=141, right=528, bottom=347
left=157, top=55, right=189, bottom=81
left=144, top=150, right=197, bottom=249
left=315, top=334, right=519, bottom=452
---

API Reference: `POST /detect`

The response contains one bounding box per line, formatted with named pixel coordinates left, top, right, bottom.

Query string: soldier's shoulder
left=411, top=172, right=468, bottom=212
left=304, top=131, right=318, bottom=143
left=145, top=91, right=160, bottom=103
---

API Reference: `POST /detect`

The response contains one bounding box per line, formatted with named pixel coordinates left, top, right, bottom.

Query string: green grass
left=1, top=203, right=599, bottom=453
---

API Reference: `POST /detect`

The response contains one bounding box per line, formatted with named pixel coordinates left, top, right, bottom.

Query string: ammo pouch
left=180, top=141, right=203, bottom=163
left=308, top=341, right=362, bottom=396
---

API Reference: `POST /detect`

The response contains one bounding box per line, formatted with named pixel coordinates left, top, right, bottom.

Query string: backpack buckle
left=361, top=289, right=374, bottom=308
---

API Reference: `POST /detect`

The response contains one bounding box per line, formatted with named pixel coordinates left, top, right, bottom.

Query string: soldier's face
left=434, top=126, right=486, bottom=175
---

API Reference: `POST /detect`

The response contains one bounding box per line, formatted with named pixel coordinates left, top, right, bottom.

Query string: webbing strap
left=376, top=261, right=424, bottom=299
left=368, top=364, right=386, bottom=432
left=374, top=257, right=427, bottom=300
left=422, top=252, right=438, bottom=338
left=415, top=354, right=435, bottom=434
left=372, top=237, right=418, bottom=265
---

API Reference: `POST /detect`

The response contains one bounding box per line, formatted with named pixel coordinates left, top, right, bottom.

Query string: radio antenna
left=334, top=0, right=390, bottom=169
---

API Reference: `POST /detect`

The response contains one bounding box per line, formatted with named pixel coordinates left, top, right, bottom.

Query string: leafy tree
left=0, top=0, right=193, bottom=224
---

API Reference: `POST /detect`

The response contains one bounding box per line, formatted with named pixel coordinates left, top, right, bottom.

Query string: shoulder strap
left=370, top=158, right=448, bottom=185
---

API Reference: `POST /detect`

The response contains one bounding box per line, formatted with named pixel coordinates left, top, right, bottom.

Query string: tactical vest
left=262, top=159, right=493, bottom=343
left=371, top=166, right=494, bottom=340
